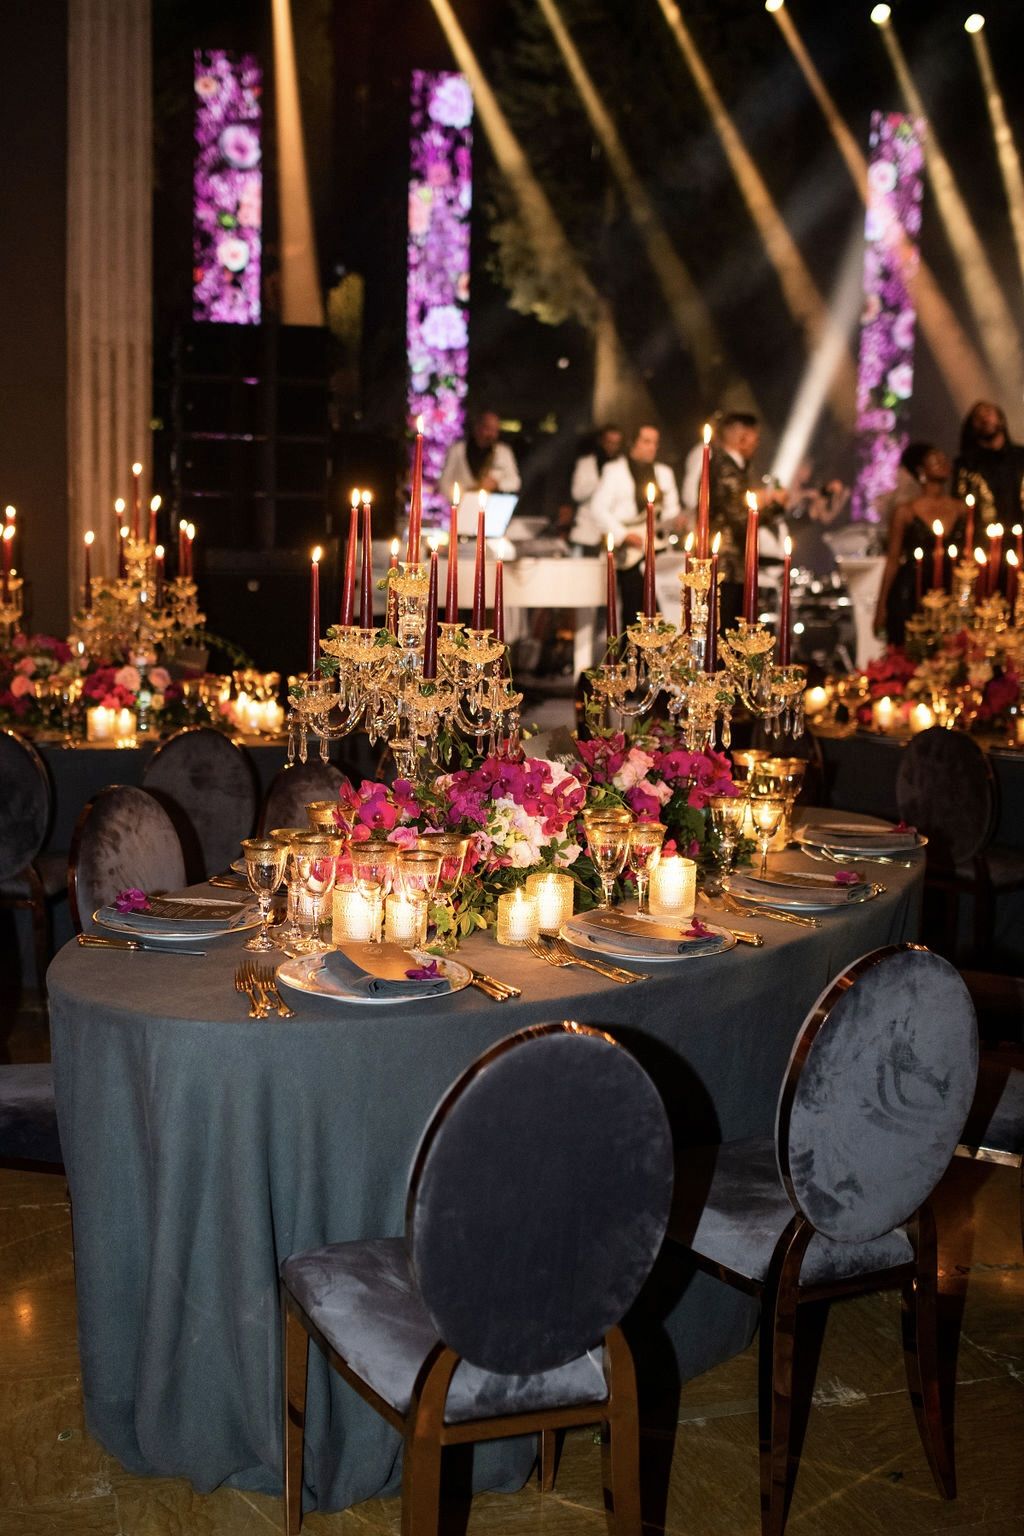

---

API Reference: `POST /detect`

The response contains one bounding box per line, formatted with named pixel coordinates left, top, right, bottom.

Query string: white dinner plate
left=93, top=903, right=261, bottom=942
left=723, top=879, right=882, bottom=915
left=795, top=823, right=927, bottom=856
left=276, top=952, right=473, bottom=1006
left=559, top=920, right=736, bottom=963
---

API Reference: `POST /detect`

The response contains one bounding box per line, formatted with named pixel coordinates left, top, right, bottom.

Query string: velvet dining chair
left=280, top=1021, right=675, bottom=1536
left=141, top=724, right=258, bottom=880
left=896, top=726, right=1024, bottom=962
left=669, top=944, right=977, bottom=1536
left=0, top=1064, right=62, bottom=1170
left=259, top=759, right=344, bottom=834
left=0, top=728, right=66, bottom=991
left=957, top=1039, right=1024, bottom=1252
left=68, top=785, right=186, bottom=934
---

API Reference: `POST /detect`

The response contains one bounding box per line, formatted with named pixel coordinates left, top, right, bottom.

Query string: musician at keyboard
left=584, top=424, right=680, bottom=627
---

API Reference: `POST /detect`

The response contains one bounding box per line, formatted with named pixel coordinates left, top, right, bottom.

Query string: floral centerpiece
left=857, top=635, right=1020, bottom=731
left=0, top=633, right=77, bottom=725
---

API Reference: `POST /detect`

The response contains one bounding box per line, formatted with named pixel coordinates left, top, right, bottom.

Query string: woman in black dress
left=874, top=447, right=968, bottom=645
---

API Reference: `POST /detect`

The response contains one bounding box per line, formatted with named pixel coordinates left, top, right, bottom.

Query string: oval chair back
left=777, top=945, right=977, bottom=1244
left=68, top=786, right=186, bottom=934
left=0, top=729, right=52, bottom=884
left=260, top=760, right=344, bottom=834
left=142, top=725, right=258, bottom=880
left=896, top=727, right=996, bottom=869
left=406, top=1022, right=674, bottom=1376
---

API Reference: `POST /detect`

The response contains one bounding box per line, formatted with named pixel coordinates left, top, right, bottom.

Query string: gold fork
left=254, top=964, right=297, bottom=1018
left=234, top=966, right=268, bottom=1019
left=526, top=936, right=642, bottom=985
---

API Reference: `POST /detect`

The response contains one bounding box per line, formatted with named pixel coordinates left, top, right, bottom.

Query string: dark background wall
left=0, top=1, right=68, bottom=636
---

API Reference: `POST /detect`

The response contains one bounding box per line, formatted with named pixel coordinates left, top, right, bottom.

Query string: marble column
left=66, top=0, right=152, bottom=614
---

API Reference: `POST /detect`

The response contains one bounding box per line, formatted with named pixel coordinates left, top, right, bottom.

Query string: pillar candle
left=605, top=533, right=618, bottom=640
left=932, top=519, right=944, bottom=591
left=472, top=506, right=486, bottom=629
left=779, top=535, right=792, bottom=666
left=493, top=560, right=504, bottom=643
left=154, top=544, right=165, bottom=607
left=696, top=423, right=711, bottom=559
left=913, top=546, right=923, bottom=605
left=131, top=462, right=142, bottom=539
left=706, top=533, right=720, bottom=673
left=1006, top=549, right=1018, bottom=621
left=742, top=493, right=759, bottom=624
left=308, top=547, right=321, bottom=673
left=423, top=548, right=438, bottom=679
left=340, top=498, right=358, bottom=626
left=988, top=523, right=1004, bottom=595
left=83, top=531, right=94, bottom=610
left=360, top=497, right=373, bottom=628
left=446, top=485, right=460, bottom=622
left=406, top=417, right=424, bottom=563
left=148, top=494, right=160, bottom=546
left=642, top=483, right=657, bottom=619
left=964, top=494, right=975, bottom=553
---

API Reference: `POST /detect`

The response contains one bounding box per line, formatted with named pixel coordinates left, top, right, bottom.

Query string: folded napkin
left=565, top=910, right=723, bottom=956
left=323, top=943, right=451, bottom=998
left=99, top=897, right=256, bottom=935
left=729, top=871, right=864, bottom=906
left=801, top=820, right=918, bottom=849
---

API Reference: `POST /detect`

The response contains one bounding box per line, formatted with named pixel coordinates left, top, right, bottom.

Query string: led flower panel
left=852, top=112, right=925, bottom=520
left=193, top=50, right=263, bottom=325
left=407, top=70, right=474, bottom=521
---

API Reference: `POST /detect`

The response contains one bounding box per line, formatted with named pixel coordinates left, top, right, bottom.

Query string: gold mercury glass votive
left=384, top=892, right=428, bottom=948
left=525, top=872, right=574, bottom=935
left=496, top=888, right=540, bottom=947
left=332, top=882, right=381, bottom=944
left=649, top=854, right=696, bottom=920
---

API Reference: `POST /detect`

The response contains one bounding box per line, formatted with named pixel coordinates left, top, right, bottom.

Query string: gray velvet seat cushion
left=72, top=787, right=186, bottom=933
left=142, top=728, right=257, bottom=879
left=680, top=1137, right=912, bottom=1286
left=962, top=1060, right=1024, bottom=1158
left=0, top=851, right=67, bottom=900
left=0, top=1064, right=62, bottom=1165
left=282, top=1237, right=608, bottom=1424
left=261, top=762, right=344, bottom=835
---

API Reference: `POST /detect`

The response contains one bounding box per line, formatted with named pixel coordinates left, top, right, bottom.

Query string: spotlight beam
left=655, top=0, right=857, bottom=428
left=878, top=20, right=1022, bottom=412
left=535, top=0, right=754, bottom=411
left=770, top=3, right=994, bottom=413
left=271, top=0, right=324, bottom=325
left=427, top=0, right=652, bottom=422
left=969, top=24, right=1024, bottom=303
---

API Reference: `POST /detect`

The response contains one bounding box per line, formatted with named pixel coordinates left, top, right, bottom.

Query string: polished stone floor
left=2, top=1002, right=1023, bottom=1535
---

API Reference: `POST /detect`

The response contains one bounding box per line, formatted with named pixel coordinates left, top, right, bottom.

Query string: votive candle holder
left=384, top=892, right=428, bottom=948
left=525, top=872, right=574, bottom=935
left=496, top=888, right=540, bottom=947
left=649, top=855, right=696, bottom=920
left=332, top=882, right=381, bottom=944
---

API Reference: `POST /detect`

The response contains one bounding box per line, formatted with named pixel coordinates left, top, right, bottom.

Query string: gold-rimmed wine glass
left=416, top=832, right=470, bottom=950
left=626, top=821, right=666, bottom=914
left=708, top=795, right=747, bottom=884
left=759, top=757, right=807, bottom=847
left=290, top=833, right=342, bottom=954
left=585, top=816, right=633, bottom=908
left=241, top=837, right=288, bottom=952
left=350, top=839, right=398, bottom=898
left=269, top=826, right=307, bottom=946
left=749, top=796, right=785, bottom=879
left=395, top=849, right=443, bottom=904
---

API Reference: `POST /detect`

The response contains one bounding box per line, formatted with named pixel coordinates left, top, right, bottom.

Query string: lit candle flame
left=745, top=491, right=758, bottom=512
left=4, top=505, right=15, bottom=522
left=416, top=414, right=424, bottom=435
left=712, top=530, right=721, bottom=555
left=428, top=535, right=438, bottom=553
left=132, top=462, right=142, bottom=476
left=975, top=547, right=987, bottom=565
left=155, top=544, right=165, bottom=559
left=119, top=525, right=129, bottom=540
left=606, top=532, right=614, bottom=552
left=1007, top=548, right=1019, bottom=568
left=784, top=535, right=792, bottom=557
left=913, top=546, right=923, bottom=560
left=1013, top=523, right=1023, bottom=537
left=684, top=530, right=694, bottom=553
left=965, top=493, right=976, bottom=507
left=452, top=481, right=461, bottom=506
left=115, top=498, right=126, bottom=514
left=179, top=517, right=188, bottom=531
left=703, top=422, right=712, bottom=446
left=947, top=544, right=957, bottom=560
left=986, top=522, right=1003, bottom=538
left=186, top=523, right=195, bottom=541
left=350, top=487, right=360, bottom=508
left=84, top=530, right=94, bottom=547
left=390, top=537, right=400, bottom=557
left=149, top=494, right=162, bottom=512
left=2, top=526, right=13, bottom=544
left=646, top=481, right=656, bottom=503
left=479, top=489, right=488, bottom=510
left=361, top=490, right=372, bottom=506
left=931, top=519, right=943, bottom=537
left=311, top=545, right=322, bottom=564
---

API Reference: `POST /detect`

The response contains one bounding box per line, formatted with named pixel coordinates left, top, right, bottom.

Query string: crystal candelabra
left=286, top=561, right=523, bottom=781
left=0, top=574, right=24, bottom=638
left=589, top=559, right=805, bottom=749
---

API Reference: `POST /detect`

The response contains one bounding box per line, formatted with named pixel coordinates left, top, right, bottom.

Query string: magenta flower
left=115, top=888, right=152, bottom=914
left=834, top=871, right=860, bottom=886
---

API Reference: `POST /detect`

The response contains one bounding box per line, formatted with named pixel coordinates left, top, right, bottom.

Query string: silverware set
left=526, top=935, right=646, bottom=984
left=802, top=845, right=913, bottom=869
left=703, top=890, right=820, bottom=930
left=77, top=933, right=207, bottom=956
left=466, top=968, right=521, bottom=1002
left=234, top=963, right=297, bottom=1019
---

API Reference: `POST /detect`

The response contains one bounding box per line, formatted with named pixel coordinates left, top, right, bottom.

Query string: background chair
left=0, top=1063, right=61, bottom=1169
left=896, top=726, right=1024, bottom=961
left=141, top=725, right=258, bottom=880
left=670, top=944, right=977, bottom=1536
left=0, top=729, right=65, bottom=990
left=68, top=786, right=186, bottom=934
left=259, top=759, right=344, bottom=833
left=280, top=1021, right=674, bottom=1536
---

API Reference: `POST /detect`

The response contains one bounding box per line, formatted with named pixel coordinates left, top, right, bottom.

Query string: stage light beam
left=271, top=0, right=324, bottom=325
left=968, top=20, right=1024, bottom=304
left=768, top=2, right=994, bottom=412
left=871, top=6, right=891, bottom=26
left=877, top=19, right=1022, bottom=413
left=655, top=0, right=857, bottom=427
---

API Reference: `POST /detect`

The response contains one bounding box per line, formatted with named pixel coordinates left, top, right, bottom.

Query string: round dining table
left=47, top=815, right=925, bottom=1514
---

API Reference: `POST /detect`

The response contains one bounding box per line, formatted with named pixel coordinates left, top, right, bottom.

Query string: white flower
left=428, top=76, right=474, bottom=129
left=217, top=236, right=250, bottom=273
left=868, top=160, right=898, bottom=195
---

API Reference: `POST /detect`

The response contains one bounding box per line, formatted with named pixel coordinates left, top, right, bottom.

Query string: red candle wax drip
left=422, top=550, right=438, bottom=680
left=359, top=504, right=373, bottom=630
left=340, top=506, right=358, bottom=626
left=445, top=504, right=459, bottom=623
left=472, top=509, right=486, bottom=629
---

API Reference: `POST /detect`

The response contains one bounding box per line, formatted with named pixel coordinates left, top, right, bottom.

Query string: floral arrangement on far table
left=858, top=634, right=1020, bottom=730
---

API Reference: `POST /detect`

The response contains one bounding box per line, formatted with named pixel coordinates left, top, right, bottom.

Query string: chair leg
left=539, top=1429, right=558, bottom=1492
left=602, top=1326, right=643, bottom=1536
left=972, top=874, right=993, bottom=967
left=30, top=890, right=50, bottom=999
left=401, top=1420, right=444, bottom=1536
left=758, top=1217, right=813, bottom=1536
left=902, top=1205, right=955, bottom=1500
left=282, top=1293, right=309, bottom=1536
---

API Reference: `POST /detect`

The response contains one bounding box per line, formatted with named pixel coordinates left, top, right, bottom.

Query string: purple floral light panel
left=407, top=71, right=473, bottom=523
left=852, top=112, right=925, bottom=521
left=193, top=50, right=263, bottom=325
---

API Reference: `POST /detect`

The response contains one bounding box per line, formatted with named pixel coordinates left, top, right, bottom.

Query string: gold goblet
left=750, top=797, right=785, bottom=879
left=585, top=817, right=633, bottom=908
left=290, top=834, right=342, bottom=954
left=626, top=821, right=666, bottom=915
left=708, top=795, right=747, bottom=884
left=416, top=832, right=470, bottom=950
left=241, top=837, right=288, bottom=953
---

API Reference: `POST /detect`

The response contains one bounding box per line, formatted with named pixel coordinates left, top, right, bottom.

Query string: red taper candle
left=493, top=560, right=504, bottom=643
left=1005, top=549, right=1018, bottom=621
left=340, top=493, right=358, bottom=625
left=988, top=523, right=1004, bottom=596
left=683, top=531, right=694, bottom=634
left=706, top=532, right=720, bottom=673
left=696, top=423, right=711, bottom=559
left=931, top=519, right=944, bottom=591
left=605, top=533, right=618, bottom=640
left=964, top=494, right=975, bottom=554
left=131, top=462, right=142, bottom=540
left=642, top=482, right=657, bottom=619
left=406, top=417, right=424, bottom=563
left=914, top=546, right=923, bottom=606
left=742, top=493, right=759, bottom=624
left=83, top=531, right=94, bottom=610
left=359, top=498, right=373, bottom=629
left=422, top=547, right=438, bottom=680
left=148, top=495, right=160, bottom=546
left=975, top=547, right=987, bottom=600
left=779, top=535, right=792, bottom=666
left=308, top=547, right=321, bottom=673
left=178, top=518, right=187, bottom=578
left=154, top=543, right=164, bottom=608
left=445, top=491, right=460, bottom=623
left=472, top=506, right=486, bottom=629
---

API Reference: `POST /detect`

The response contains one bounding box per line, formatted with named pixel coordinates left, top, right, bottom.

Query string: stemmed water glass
left=583, top=810, right=633, bottom=908
left=416, top=833, right=470, bottom=950
left=708, top=795, right=747, bottom=886
left=758, top=758, right=807, bottom=847
left=290, top=833, right=342, bottom=954
left=269, top=827, right=307, bottom=947
left=749, top=797, right=785, bottom=879
left=626, top=821, right=666, bottom=914
left=241, top=837, right=288, bottom=952
left=396, top=849, right=443, bottom=904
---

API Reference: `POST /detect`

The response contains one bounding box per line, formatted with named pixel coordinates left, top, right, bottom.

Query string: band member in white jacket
left=437, top=410, right=521, bottom=502
left=584, top=424, right=680, bottom=625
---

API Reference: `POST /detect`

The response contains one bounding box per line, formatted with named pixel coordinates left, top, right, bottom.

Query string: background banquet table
left=47, top=824, right=923, bottom=1514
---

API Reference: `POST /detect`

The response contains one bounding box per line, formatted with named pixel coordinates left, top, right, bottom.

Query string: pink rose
left=10, top=674, right=35, bottom=699
left=14, top=656, right=35, bottom=676
left=114, top=665, right=141, bottom=693
left=148, top=667, right=171, bottom=691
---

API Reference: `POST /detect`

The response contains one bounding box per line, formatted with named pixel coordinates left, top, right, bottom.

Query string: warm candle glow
left=155, top=543, right=164, bottom=559
left=606, top=532, right=614, bottom=552
left=132, top=462, right=142, bottom=476
left=361, top=489, right=372, bottom=506
left=390, top=537, right=400, bottom=557
left=115, top=498, right=126, bottom=515
left=947, top=544, right=957, bottom=560
left=987, top=522, right=1003, bottom=538
left=913, top=546, right=924, bottom=561
left=150, top=495, right=162, bottom=513
left=975, top=547, right=987, bottom=564
left=784, top=534, right=792, bottom=558
left=452, top=481, right=461, bottom=506
left=1007, top=549, right=1019, bottom=568
left=428, top=535, right=438, bottom=553
left=415, top=413, right=424, bottom=434
left=119, top=525, right=129, bottom=539
left=1013, top=524, right=1023, bottom=538
left=186, top=523, right=196, bottom=541
left=311, top=545, right=322, bottom=564
left=84, top=530, right=94, bottom=547
left=646, top=481, right=656, bottom=503
left=966, top=494, right=976, bottom=508
left=179, top=517, right=188, bottom=532
left=4, top=505, right=15, bottom=522
left=350, top=487, right=360, bottom=508
left=931, top=519, right=943, bottom=538
left=712, top=529, right=721, bottom=554
left=745, top=490, right=758, bottom=512
left=479, top=488, right=488, bottom=510
left=703, top=422, right=712, bottom=445
left=685, top=530, right=695, bottom=553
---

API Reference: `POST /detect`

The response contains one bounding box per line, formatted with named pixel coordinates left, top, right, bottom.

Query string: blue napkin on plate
left=323, top=943, right=451, bottom=997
